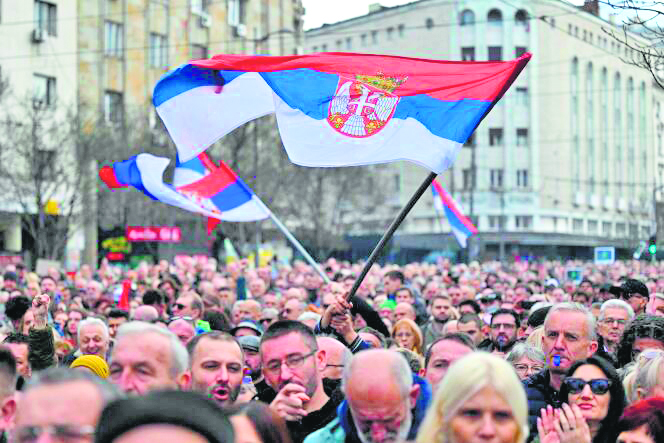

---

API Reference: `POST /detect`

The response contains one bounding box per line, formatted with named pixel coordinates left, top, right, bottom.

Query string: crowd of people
left=0, top=255, right=663, bottom=443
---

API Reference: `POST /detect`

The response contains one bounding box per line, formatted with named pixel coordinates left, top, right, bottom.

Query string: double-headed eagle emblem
left=327, top=72, right=407, bottom=138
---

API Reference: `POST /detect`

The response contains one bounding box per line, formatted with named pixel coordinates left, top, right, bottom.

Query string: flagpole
left=345, top=171, right=438, bottom=302
left=254, top=200, right=330, bottom=284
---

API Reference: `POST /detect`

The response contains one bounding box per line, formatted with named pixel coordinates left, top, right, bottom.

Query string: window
left=515, top=46, right=527, bottom=58
left=517, top=169, right=529, bottom=188
left=345, top=37, right=352, bottom=50
left=312, top=46, right=318, bottom=52
left=616, top=223, right=626, bottom=237
left=461, top=47, right=475, bottom=61
left=460, top=9, right=475, bottom=26
left=588, top=220, right=598, bottom=234
left=568, top=23, right=573, bottom=34
left=629, top=223, right=638, bottom=239
left=602, top=222, right=612, bottom=236
left=227, top=0, right=246, bottom=26
left=489, top=216, right=506, bottom=229
left=490, top=169, right=504, bottom=189
left=572, top=219, right=584, bottom=232
left=489, top=128, right=503, bottom=146
left=464, top=133, right=475, bottom=147
left=614, top=73, right=622, bottom=192
left=487, top=9, right=502, bottom=23
left=462, top=168, right=475, bottom=190
left=335, top=40, right=342, bottom=49
left=514, top=10, right=528, bottom=26
left=104, top=21, right=123, bottom=57
left=488, top=46, right=502, bottom=61
left=35, top=1, right=57, bottom=36
left=394, top=174, right=400, bottom=192
left=104, top=91, right=123, bottom=124
left=360, top=34, right=367, bottom=46
left=516, top=87, right=529, bottom=106
left=515, top=216, right=532, bottom=229
left=33, top=74, right=56, bottom=107
left=191, top=44, right=208, bottom=60
left=550, top=18, right=555, bottom=28
left=34, top=149, right=55, bottom=181
left=321, top=44, right=327, bottom=51
left=516, top=128, right=529, bottom=146
left=425, top=18, right=434, bottom=29
left=371, top=30, right=378, bottom=44
left=149, top=33, right=167, bottom=68
left=387, top=27, right=394, bottom=40
left=398, top=24, right=405, bottom=37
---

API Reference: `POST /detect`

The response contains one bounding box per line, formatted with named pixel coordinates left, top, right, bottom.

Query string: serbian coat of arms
left=327, top=72, right=407, bottom=138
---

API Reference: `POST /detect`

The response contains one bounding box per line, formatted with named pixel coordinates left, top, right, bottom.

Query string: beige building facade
left=306, top=0, right=664, bottom=260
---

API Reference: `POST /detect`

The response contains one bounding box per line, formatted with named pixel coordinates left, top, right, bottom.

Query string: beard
left=354, top=407, right=412, bottom=443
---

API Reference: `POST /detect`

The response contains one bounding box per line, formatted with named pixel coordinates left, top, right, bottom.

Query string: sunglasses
left=563, top=378, right=612, bottom=395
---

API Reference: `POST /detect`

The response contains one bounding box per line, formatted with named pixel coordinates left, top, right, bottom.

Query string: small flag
left=431, top=179, right=478, bottom=248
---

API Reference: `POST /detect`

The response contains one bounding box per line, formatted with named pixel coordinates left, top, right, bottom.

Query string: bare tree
left=601, top=1, right=664, bottom=88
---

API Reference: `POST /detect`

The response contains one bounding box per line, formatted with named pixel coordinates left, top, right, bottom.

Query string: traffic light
left=649, top=235, right=657, bottom=255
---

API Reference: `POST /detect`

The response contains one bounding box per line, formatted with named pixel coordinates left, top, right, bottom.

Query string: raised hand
left=269, top=383, right=310, bottom=422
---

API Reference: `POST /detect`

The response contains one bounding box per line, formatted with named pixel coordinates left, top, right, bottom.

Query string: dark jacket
left=523, top=369, right=562, bottom=442
left=28, top=326, right=55, bottom=371
left=286, top=380, right=345, bottom=443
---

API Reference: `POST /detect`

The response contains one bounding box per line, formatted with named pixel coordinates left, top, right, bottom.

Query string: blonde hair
left=526, top=326, right=545, bottom=351
left=392, top=318, right=423, bottom=355
left=416, top=352, right=529, bottom=443
left=631, top=349, right=664, bottom=403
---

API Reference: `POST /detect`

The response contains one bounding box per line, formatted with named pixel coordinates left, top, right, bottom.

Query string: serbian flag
left=99, top=153, right=270, bottom=229
left=431, top=179, right=477, bottom=248
left=153, top=52, right=531, bottom=173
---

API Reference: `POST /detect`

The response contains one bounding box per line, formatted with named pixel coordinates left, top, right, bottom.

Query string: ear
left=408, top=383, right=420, bottom=409
left=316, top=349, right=327, bottom=373
left=0, top=395, right=16, bottom=430
left=588, top=340, right=598, bottom=356
left=417, top=368, right=425, bottom=378
left=481, top=325, right=490, bottom=337
left=178, top=371, right=192, bottom=390
left=636, top=387, right=646, bottom=401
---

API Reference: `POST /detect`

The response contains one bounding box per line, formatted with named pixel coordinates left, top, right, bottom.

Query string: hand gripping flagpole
left=254, top=199, right=331, bottom=284
left=345, top=171, right=438, bottom=302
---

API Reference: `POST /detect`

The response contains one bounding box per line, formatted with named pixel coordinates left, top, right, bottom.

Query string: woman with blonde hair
left=627, top=349, right=664, bottom=403
left=416, top=352, right=529, bottom=443
left=392, top=318, right=424, bottom=355
left=525, top=326, right=545, bottom=351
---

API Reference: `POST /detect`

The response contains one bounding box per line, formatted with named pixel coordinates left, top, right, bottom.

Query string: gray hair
left=25, top=367, right=124, bottom=405
left=506, top=343, right=545, bottom=365
left=342, top=349, right=412, bottom=399
left=529, top=302, right=553, bottom=316
left=297, top=312, right=322, bottom=324
left=631, top=349, right=664, bottom=403
left=654, top=292, right=664, bottom=301
left=599, top=299, right=635, bottom=322
left=115, top=322, right=189, bottom=376
left=77, top=317, right=109, bottom=343
left=544, top=302, right=597, bottom=340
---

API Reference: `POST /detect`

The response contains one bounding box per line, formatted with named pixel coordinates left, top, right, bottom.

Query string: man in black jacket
left=523, top=302, right=598, bottom=441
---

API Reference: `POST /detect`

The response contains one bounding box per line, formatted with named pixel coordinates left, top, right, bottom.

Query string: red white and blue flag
left=431, top=179, right=478, bottom=248
left=99, top=153, right=270, bottom=231
left=153, top=52, right=531, bottom=173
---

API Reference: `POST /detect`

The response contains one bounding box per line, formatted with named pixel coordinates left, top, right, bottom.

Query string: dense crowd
left=0, top=256, right=664, bottom=443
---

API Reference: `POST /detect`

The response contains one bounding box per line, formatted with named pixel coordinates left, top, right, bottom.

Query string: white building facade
left=305, top=0, right=664, bottom=260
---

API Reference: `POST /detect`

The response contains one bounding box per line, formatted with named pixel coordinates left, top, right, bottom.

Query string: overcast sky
left=299, top=1, right=654, bottom=30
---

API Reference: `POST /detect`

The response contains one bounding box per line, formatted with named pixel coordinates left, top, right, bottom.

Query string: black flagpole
left=346, top=171, right=438, bottom=302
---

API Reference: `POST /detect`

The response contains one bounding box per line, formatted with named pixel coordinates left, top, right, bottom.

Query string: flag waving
left=154, top=52, right=531, bottom=173
left=99, top=153, right=270, bottom=226
left=431, top=179, right=478, bottom=248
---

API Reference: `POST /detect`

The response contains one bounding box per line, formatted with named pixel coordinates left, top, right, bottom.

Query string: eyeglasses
left=563, top=378, right=612, bottom=395
left=169, top=316, right=193, bottom=324
left=491, top=323, right=516, bottom=330
left=264, top=350, right=316, bottom=373
left=514, top=364, right=544, bottom=373
left=601, top=318, right=627, bottom=326
left=15, top=424, right=95, bottom=443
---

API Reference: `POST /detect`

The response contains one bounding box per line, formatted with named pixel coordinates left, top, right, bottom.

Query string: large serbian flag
left=99, top=153, right=270, bottom=226
left=153, top=52, right=531, bottom=173
left=431, top=179, right=477, bottom=248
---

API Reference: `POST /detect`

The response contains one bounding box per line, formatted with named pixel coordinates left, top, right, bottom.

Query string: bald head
left=133, top=305, right=159, bottom=322
left=394, top=302, right=416, bottom=322
left=317, top=336, right=351, bottom=380
left=343, top=349, right=412, bottom=399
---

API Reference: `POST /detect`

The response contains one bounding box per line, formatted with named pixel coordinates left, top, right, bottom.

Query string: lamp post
left=250, top=28, right=295, bottom=267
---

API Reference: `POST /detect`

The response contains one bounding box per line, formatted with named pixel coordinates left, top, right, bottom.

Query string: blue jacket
left=304, top=375, right=432, bottom=443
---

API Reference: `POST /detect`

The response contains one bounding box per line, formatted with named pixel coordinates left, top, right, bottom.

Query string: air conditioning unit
left=32, top=28, right=45, bottom=43
left=234, top=24, right=247, bottom=37
left=199, top=12, right=211, bottom=28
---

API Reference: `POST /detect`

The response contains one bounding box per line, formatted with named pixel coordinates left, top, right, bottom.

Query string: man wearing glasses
left=13, top=368, right=123, bottom=443
left=479, top=308, right=520, bottom=354
left=597, top=299, right=634, bottom=357
left=259, top=320, right=343, bottom=443
left=619, top=279, right=649, bottom=316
